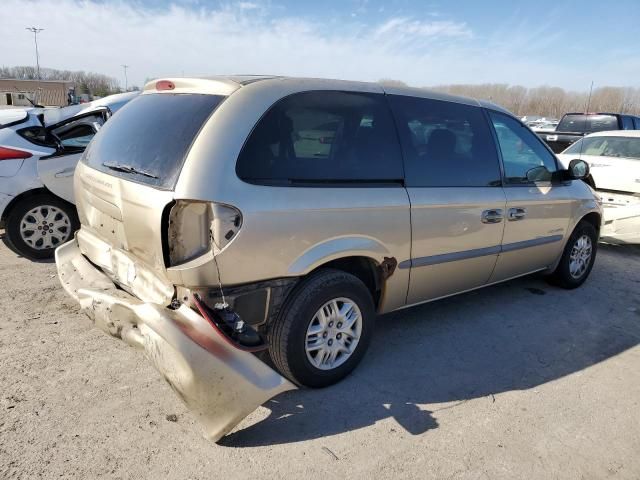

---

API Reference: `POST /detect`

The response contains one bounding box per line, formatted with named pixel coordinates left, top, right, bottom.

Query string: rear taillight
left=0, top=146, right=32, bottom=160
left=166, top=201, right=242, bottom=266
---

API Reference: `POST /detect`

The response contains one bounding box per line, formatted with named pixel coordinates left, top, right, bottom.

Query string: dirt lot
left=1, top=238, right=639, bottom=480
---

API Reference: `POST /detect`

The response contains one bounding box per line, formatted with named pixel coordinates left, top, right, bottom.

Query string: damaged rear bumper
left=55, top=238, right=295, bottom=442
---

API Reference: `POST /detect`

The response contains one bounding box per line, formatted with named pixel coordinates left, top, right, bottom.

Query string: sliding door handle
left=481, top=209, right=504, bottom=224
left=508, top=207, right=527, bottom=221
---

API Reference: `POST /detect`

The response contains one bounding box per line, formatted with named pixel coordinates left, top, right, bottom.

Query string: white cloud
left=375, top=18, right=471, bottom=39
left=237, top=1, right=260, bottom=9
left=1, top=0, right=636, bottom=91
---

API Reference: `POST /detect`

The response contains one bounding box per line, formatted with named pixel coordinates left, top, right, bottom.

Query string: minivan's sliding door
left=234, top=90, right=412, bottom=313
left=388, top=95, right=506, bottom=304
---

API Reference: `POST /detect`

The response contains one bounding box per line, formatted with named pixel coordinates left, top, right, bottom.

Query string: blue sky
left=4, top=0, right=639, bottom=90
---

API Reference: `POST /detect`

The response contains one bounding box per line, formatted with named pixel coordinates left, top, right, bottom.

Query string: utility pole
left=121, top=64, right=129, bottom=91
left=25, top=27, right=44, bottom=80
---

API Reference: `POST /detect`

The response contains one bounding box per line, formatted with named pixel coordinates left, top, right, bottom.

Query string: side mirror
left=567, top=159, right=590, bottom=180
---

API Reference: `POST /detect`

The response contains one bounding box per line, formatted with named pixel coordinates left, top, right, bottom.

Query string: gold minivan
left=56, top=76, right=601, bottom=441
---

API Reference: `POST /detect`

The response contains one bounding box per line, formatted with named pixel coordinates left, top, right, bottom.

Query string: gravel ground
left=0, top=237, right=639, bottom=480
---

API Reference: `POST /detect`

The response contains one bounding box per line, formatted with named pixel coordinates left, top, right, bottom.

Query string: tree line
left=3, top=66, right=638, bottom=115
left=379, top=79, right=640, bottom=118
left=0, top=66, right=123, bottom=97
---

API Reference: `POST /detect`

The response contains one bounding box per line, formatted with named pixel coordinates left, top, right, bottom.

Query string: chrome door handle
left=481, top=209, right=504, bottom=224
left=508, top=207, right=527, bottom=221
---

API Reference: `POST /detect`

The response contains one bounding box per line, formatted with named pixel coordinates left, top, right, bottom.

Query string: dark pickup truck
left=536, top=112, right=640, bottom=153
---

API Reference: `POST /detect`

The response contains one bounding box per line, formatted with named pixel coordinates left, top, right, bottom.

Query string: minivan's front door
left=388, top=94, right=506, bottom=304
left=487, top=112, right=572, bottom=282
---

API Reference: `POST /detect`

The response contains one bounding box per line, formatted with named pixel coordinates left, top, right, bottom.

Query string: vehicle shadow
left=222, top=245, right=640, bottom=447
left=0, top=230, right=56, bottom=263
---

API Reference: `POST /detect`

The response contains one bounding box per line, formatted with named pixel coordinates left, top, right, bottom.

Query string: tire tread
left=269, top=268, right=374, bottom=387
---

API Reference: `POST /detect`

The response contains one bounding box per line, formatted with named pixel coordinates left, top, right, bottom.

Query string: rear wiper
left=102, top=161, right=158, bottom=179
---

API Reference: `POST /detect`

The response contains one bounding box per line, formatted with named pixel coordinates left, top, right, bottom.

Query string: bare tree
left=427, top=83, right=640, bottom=117
left=378, top=78, right=408, bottom=87
left=0, top=66, right=120, bottom=96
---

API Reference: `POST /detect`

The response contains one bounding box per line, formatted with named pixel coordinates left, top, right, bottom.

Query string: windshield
left=564, top=136, right=640, bottom=160
left=557, top=114, right=618, bottom=133
left=83, top=93, right=225, bottom=189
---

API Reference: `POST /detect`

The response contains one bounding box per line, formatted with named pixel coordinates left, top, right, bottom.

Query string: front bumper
left=55, top=238, right=295, bottom=442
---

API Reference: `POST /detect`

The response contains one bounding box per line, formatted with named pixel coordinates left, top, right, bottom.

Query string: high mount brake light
left=0, top=146, right=32, bottom=161
left=156, top=80, right=176, bottom=91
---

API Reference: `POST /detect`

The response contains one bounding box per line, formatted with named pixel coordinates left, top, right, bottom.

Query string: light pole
left=121, top=64, right=129, bottom=91
left=25, top=27, right=44, bottom=80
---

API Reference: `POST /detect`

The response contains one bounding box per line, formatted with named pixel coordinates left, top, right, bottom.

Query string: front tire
left=3, top=193, right=79, bottom=260
left=268, top=269, right=375, bottom=388
left=546, top=220, right=598, bottom=289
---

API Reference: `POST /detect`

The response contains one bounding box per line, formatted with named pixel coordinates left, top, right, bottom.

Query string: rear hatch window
left=83, top=93, right=225, bottom=189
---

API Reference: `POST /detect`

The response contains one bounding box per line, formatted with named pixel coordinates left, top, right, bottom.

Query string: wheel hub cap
left=569, top=234, right=592, bottom=279
left=305, top=297, right=362, bottom=370
left=19, top=205, right=72, bottom=250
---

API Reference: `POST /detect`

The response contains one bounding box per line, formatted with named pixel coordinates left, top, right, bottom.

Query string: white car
left=557, top=130, right=640, bottom=244
left=0, top=92, right=137, bottom=259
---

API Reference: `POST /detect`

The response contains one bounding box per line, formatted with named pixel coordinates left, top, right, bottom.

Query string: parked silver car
left=0, top=92, right=138, bottom=259
left=56, top=76, right=601, bottom=441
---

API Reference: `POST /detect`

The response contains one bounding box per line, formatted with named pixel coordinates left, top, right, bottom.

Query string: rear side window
left=236, top=91, right=403, bottom=185
left=83, top=93, right=225, bottom=189
left=634, top=117, right=640, bottom=129
left=388, top=95, right=501, bottom=187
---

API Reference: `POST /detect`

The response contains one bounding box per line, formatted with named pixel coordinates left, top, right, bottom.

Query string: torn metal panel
left=56, top=239, right=296, bottom=442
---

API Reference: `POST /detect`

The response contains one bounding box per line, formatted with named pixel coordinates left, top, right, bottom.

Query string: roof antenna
left=584, top=80, right=594, bottom=115
left=578, top=80, right=594, bottom=159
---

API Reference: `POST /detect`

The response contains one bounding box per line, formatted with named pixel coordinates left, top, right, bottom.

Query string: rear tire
left=268, top=269, right=375, bottom=388
left=546, top=220, right=598, bottom=289
left=3, top=193, right=79, bottom=260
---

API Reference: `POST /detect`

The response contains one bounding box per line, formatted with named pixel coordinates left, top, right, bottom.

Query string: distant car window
left=557, top=114, right=619, bottom=133
left=621, top=116, right=634, bottom=130
left=489, top=111, right=558, bottom=184
left=388, top=95, right=501, bottom=187
left=84, top=94, right=225, bottom=189
left=564, top=136, right=640, bottom=160
left=633, top=117, right=640, bottom=130
left=236, top=91, right=403, bottom=184
left=586, top=115, right=619, bottom=132
left=557, top=115, right=587, bottom=132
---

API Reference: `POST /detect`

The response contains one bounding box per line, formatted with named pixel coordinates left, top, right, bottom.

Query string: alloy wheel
left=305, top=297, right=363, bottom=370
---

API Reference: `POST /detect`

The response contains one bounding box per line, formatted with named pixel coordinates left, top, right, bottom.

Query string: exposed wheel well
left=310, top=256, right=382, bottom=308
left=580, top=212, right=602, bottom=235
